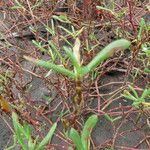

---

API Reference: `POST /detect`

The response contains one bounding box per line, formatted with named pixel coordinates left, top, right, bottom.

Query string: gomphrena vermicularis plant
left=24, top=38, right=131, bottom=128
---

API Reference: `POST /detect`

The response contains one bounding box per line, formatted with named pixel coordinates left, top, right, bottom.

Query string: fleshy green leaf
left=12, top=112, right=28, bottom=150
left=141, top=88, right=150, bottom=99
left=104, top=114, right=113, bottom=122
left=52, top=15, right=71, bottom=23
left=81, top=115, right=98, bottom=150
left=32, top=40, right=47, bottom=53
left=45, top=25, right=55, bottom=36
left=36, top=123, right=57, bottom=150
left=64, top=46, right=81, bottom=75
left=122, top=93, right=137, bottom=101
left=48, top=41, right=64, bottom=63
left=69, top=128, right=84, bottom=150
left=24, top=56, right=76, bottom=79
left=82, top=39, right=130, bottom=76
left=128, top=85, right=139, bottom=99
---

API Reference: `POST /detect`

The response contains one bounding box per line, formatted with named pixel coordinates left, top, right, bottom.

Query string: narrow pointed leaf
left=52, top=15, right=71, bottom=23
left=69, top=128, right=84, bottom=150
left=128, top=85, right=139, bottom=99
left=12, top=112, right=28, bottom=150
left=141, top=88, right=150, bottom=99
left=81, top=115, right=98, bottom=150
left=45, top=25, right=55, bottom=36
left=104, top=114, right=113, bottom=122
left=36, top=123, right=57, bottom=150
left=24, top=56, right=75, bottom=79
left=112, top=116, right=122, bottom=122
left=64, top=46, right=81, bottom=74
left=48, top=41, right=64, bottom=63
left=82, top=39, right=130, bottom=76
left=122, top=93, right=137, bottom=101
left=58, top=26, right=74, bottom=37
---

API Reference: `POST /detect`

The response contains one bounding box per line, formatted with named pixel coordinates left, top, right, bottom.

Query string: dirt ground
left=0, top=68, right=149, bottom=149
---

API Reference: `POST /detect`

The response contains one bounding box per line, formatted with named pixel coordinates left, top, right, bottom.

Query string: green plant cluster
left=5, top=112, right=57, bottom=150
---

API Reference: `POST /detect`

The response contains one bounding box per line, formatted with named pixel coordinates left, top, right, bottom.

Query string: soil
left=0, top=69, right=149, bottom=150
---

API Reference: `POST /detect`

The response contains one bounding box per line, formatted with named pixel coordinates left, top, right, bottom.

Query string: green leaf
left=10, top=0, right=24, bottom=9
left=45, top=25, right=55, bottom=36
left=112, top=116, right=122, bottom=122
left=122, top=93, right=137, bottom=101
left=58, top=26, right=74, bottom=37
left=12, top=112, right=28, bottom=150
left=11, top=5, right=23, bottom=9
left=24, top=56, right=76, bottom=79
left=60, top=36, right=73, bottom=47
left=81, top=115, right=98, bottom=150
left=128, top=85, right=139, bottom=99
left=48, top=41, right=64, bottom=63
left=104, top=114, right=113, bottom=122
left=32, top=40, right=47, bottom=53
left=23, top=124, right=31, bottom=139
left=144, top=68, right=150, bottom=73
left=132, top=101, right=142, bottom=108
left=64, top=46, right=81, bottom=75
left=104, top=114, right=122, bottom=122
left=141, top=88, right=150, bottom=99
left=29, top=26, right=37, bottom=33
left=69, top=128, right=84, bottom=150
left=138, top=18, right=147, bottom=40
left=74, top=27, right=84, bottom=37
left=28, top=138, right=37, bottom=150
left=0, top=74, right=7, bottom=82
left=142, top=43, right=150, bottom=56
left=96, top=6, right=117, bottom=16
left=82, top=39, right=131, bottom=76
left=36, top=123, right=57, bottom=150
left=31, top=0, right=43, bottom=10
left=52, top=15, right=71, bottom=23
